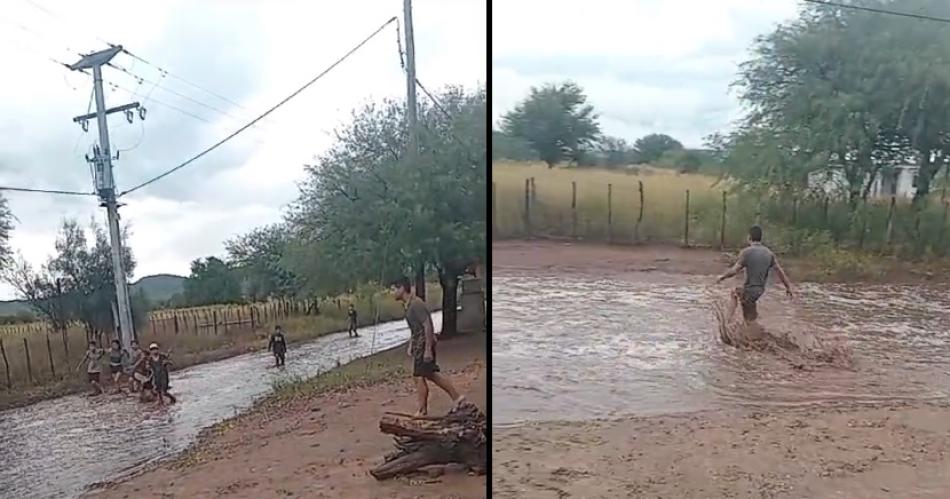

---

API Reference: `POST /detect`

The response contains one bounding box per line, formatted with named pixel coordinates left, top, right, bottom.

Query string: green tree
left=183, top=257, right=242, bottom=306
left=500, top=82, right=601, bottom=168
left=3, top=219, right=136, bottom=343
left=226, top=224, right=299, bottom=301
left=598, top=136, right=639, bottom=168
left=491, top=130, right=538, bottom=161
left=290, top=86, right=486, bottom=335
left=634, top=134, right=683, bottom=163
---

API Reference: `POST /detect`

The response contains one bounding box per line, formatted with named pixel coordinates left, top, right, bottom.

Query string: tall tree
left=226, top=224, right=299, bottom=300
left=2, top=219, right=136, bottom=343
left=634, top=134, right=683, bottom=163
left=500, top=82, right=601, bottom=167
left=289, top=86, right=486, bottom=335
left=183, top=257, right=242, bottom=306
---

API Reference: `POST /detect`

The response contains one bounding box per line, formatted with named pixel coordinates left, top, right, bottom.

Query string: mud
left=493, top=241, right=950, bottom=497
left=0, top=314, right=440, bottom=499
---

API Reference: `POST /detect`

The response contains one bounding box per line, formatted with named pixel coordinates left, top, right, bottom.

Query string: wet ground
left=492, top=271, right=950, bottom=426
left=0, top=314, right=440, bottom=499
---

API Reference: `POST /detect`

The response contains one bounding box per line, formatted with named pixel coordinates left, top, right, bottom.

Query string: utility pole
left=69, top=46, right=143, bottom=351
left=403, top=0, right=426, bottom=300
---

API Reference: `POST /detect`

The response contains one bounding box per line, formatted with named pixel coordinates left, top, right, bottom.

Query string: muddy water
left=0, top=313, right=440, bottom=499
left=492, top=272, right=950, bottom=426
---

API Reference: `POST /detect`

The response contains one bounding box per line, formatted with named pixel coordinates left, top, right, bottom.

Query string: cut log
left=370, top=402, right=486, bottom=480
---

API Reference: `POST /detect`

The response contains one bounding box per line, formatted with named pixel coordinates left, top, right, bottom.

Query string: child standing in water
left=147, top=343, right=176, bottom=406
left=268, top=325, right=288, bottom=367
left=108, top=339, right=129, bottom=393
left=716, top=225, right=795, bottom=327
left=347, top=304, right=359, bottom=338
left=75, top=340, right=105, bottom=395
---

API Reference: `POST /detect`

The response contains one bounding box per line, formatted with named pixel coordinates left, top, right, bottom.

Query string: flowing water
left=492, top=272, right=950, bottom=426
left=0, top=313, right=440, bottom=499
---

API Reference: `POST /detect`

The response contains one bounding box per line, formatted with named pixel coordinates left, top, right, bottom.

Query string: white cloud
left=491, top=0, right=800, bottom=147
left=0, top=0, right=486, bottom=300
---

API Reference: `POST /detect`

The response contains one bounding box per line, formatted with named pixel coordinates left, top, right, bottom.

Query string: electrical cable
left=117, top=16, right=398, bottom=198
left=802, top=0, right=950, bottom=24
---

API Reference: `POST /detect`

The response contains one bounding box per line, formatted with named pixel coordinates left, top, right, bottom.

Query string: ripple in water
left=492, top=273, right=950, bottom=426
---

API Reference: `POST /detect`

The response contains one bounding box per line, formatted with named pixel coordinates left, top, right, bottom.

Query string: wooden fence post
left=61, top=328, right=69, bottom=365
left=523, top=179, right=531, bottom=235
left=213, top=310, right=219, bottom=335
left=571, top=181, right=578, bottom=239
left=635, top=181, right=644, bottom=244
left=720, top=191, right=727, bottom=250
left=23, top=338, right=33, bottom=385
left=491, top=182, right=498, bottom=237
left=0, top=339, right=10, bottom=389
left=173, top=315, right=180, bottom=335
left=683, top=190, right=690, bottom=247
left=939, top=201, right=949, bottom=251
left=45, top=333, right=56, bottom=379
left=885, top=195, right=896, bottom=252
left=607, top=183, right=613, bottom=243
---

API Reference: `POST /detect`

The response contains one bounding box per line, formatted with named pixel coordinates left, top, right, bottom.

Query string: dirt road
left=493, top=403, right=950, bottom=498
left=89, top=332, right=486, bottom=499
left=492, top=240, right=950, bottom=498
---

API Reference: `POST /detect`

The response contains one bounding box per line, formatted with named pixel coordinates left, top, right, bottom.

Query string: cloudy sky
left=492, top=0, right=801, bottom=148
left=0, top=0, right=485, bottom=299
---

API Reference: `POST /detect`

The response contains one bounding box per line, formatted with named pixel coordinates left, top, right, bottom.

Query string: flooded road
left=0, top=313, right=440, bottom=499
left=492, top=272, right=950, bottom=426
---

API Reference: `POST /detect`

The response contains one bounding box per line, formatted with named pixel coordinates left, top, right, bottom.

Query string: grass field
left=0, top=286, right=443, bottom=411
left=492, top=161, right=950, bottom=256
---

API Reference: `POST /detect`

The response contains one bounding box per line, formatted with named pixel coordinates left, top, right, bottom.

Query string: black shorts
left=87, top=372, right=101, bottom=383
left=110, top=364, right=122, bottom=375
left=413, top=350, right=440, bottom=378
left=737, top=286, right=765, bottom=321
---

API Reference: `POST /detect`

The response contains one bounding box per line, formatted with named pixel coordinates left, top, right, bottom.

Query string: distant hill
left=0, top=273, right=186, bottom=319
left=131, top=274, right=185, bottom=303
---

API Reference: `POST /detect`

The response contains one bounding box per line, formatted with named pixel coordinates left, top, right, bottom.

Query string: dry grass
left=492, top=161, right=757, bottom=246
left=0, top=286, right=442, bottom=410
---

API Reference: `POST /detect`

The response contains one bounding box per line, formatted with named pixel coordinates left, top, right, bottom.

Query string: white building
left=808, top=165, right=919, bottom=199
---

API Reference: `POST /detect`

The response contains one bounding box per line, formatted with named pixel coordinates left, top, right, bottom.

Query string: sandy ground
left=89, top=332, right=486, bottom=499
left=492, top=240, right=950, bottom=498
left=493, top=404, right=950, bottom=498
left=492, top=239, right=950, bottom=284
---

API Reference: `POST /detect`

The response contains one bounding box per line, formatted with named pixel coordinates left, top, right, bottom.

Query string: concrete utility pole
left=403, top=0, right=418, bottom=154
left=69, top=46, right=140, bottom=350
left=403, top=0, right=428, bottom=300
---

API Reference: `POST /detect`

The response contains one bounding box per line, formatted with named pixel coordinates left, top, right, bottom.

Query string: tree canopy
left=722, top=0, right=950, bottom=210
left=183, top=257, right=242, bottom=307
left=634, top=134, right=684, bottom=164
left=500, top=82, right=600, bottom=167
left=288, top=86, right=486, bottom=334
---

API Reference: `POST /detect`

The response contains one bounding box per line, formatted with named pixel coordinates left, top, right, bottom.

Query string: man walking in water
left=717, top=225, right=794, bottom=325
left=347, top=304, right=359, bottom=338
left=391, top=276, right=465, bottom=416
left=268, top=325, right=288, bottom=367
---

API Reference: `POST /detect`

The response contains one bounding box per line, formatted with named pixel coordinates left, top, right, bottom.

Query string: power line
left=118, top=16, right=398, bottom=198
left=107, top=61, right=259, bottom=125
left=19, top=0, right=274, bottom=127
left=0, top=185, right=95, bottom=196
left=801, top=0, right=950, bottom=23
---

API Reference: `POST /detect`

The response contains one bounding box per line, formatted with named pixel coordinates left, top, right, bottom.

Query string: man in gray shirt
left=716, top=225, right=794, bottom=323
left=391, top=276, right=465, bottom=417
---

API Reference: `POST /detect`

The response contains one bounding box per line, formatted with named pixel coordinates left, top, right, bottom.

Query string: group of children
left=75, top=338, right=177, bottom=406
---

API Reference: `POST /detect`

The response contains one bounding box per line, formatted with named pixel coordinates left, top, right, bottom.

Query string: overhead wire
left=801, top=0, right=950, bottom=23
left=117, top=16, right=399, bottom=198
